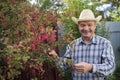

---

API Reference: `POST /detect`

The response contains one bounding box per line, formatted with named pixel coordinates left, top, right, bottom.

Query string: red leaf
left=30, top=44, right=35, bottom=51
left=41, top=33, right=49, bottom=41
left=4, top=56, right=11, bottom=62
left=30, top=69, right=35, bottom=74
left=49, top=33, right=56, bottom=41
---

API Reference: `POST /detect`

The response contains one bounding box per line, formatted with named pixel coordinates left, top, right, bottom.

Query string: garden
left=0, top=0, right=120, bottom=80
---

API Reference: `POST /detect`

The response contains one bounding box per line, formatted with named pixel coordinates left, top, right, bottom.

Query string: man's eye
left=88, top=25, right=91, bottom=26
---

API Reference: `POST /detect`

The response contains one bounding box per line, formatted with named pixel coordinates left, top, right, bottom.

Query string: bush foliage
left=0, top=0, right=62, bottom=80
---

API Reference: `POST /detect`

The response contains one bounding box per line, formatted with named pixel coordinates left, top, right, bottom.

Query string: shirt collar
left=79, top=35, right=97, bottom=45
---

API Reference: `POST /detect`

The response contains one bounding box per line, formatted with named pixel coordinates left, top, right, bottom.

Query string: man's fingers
left=74, top=65, right=84, bottom=69
left=75, top=68, right=84, bottom=73
left=74, top=62, right=86, bottom=73
left=74, top=62, right=92, bottom=73
left=48, top=50, right=58, bottom=57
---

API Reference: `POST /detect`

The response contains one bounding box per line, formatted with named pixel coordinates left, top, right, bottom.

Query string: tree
left=94, top=0, right=120, bottom=21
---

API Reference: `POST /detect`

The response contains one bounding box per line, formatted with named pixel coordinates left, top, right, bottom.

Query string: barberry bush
left=0, top=0, right=62, bottom=80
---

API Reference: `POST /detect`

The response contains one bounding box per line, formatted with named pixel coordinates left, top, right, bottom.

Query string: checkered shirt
left=58, top=35, right=115, bottom=80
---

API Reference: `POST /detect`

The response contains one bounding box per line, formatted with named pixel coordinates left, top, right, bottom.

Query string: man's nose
left=84, top=25, right=89, bottom=30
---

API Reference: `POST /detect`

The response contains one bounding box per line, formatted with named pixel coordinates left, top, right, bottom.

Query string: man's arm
left=92, top=41, right=115, bottom=76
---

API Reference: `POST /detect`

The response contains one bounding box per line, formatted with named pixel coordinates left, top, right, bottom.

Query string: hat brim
left=72, top=15, right=102, bottom=24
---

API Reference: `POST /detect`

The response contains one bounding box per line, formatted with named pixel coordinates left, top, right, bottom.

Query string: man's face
left=78, top=21, right=96, bottom=39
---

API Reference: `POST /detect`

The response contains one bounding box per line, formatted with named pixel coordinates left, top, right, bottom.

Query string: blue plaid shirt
left=59, top=35, right=115, bottom=80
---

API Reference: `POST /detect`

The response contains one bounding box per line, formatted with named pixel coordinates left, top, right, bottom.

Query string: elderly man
left=49, top=9, right=115, bottom=80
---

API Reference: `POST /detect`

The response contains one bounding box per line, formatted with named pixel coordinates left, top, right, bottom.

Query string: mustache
left=81, top=30, right=92, bottom=33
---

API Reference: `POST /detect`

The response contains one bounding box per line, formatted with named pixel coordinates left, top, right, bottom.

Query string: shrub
left=0, top=0, right=62, bottom=80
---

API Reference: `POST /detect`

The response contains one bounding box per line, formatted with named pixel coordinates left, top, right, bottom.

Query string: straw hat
left=72, top=9, right=102, bottom=24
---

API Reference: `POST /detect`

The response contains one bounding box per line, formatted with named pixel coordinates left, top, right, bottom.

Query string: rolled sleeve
left=92, top=64, right=97, bottom=73
left=91, top=41, right=115, bottom=76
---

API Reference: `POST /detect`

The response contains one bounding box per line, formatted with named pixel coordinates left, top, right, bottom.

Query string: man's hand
left=74, top=62, right=92, bottom=73
left=48, top=50, right=58, bottom=58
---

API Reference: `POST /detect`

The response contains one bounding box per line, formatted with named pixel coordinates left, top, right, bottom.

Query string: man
left=49, top=9, right=115, bottom=80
